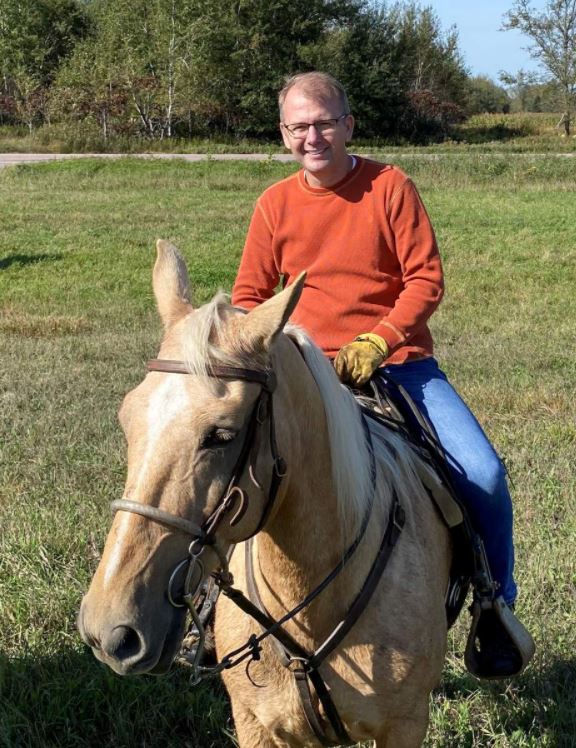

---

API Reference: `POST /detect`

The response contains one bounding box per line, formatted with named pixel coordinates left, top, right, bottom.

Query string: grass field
left=0, top=154, right=575, bottom=747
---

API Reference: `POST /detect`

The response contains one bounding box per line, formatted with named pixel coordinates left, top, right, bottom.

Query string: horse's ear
left=240, top=272, right=306, bottom=351
left=153, top=239, right=193, bottom=328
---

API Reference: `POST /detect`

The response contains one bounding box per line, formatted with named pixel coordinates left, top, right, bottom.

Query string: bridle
left=111, top=357, right=287, bottom=606
left=110, top=356, right=405, bottom=747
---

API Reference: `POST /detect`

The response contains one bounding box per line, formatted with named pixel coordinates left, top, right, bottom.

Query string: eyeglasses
left=282, top=114, right=348, bottom=139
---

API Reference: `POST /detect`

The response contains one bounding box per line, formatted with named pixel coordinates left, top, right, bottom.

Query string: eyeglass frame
left=281, top=113, right=350, bottom=139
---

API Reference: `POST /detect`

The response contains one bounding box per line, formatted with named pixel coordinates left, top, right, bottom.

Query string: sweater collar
left=299, top=155, right=363, bottom=195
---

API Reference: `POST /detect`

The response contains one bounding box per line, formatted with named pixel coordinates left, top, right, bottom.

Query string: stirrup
left=465, top=595, right=535, bottom=679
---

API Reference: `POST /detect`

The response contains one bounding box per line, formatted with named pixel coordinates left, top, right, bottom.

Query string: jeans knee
left=481, top=453, right=509, bottom=499
left=454, top=451, right=510, bottom=513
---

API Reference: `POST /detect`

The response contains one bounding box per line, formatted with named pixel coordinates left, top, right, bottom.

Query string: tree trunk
left=101, top=106, right=108, bottom=142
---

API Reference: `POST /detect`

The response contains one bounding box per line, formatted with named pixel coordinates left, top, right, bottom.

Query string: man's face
left=280, top=87, right=354, bottom=187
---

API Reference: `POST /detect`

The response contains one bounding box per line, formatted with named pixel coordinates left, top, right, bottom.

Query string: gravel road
left=0, top=152, right=296, bottom=168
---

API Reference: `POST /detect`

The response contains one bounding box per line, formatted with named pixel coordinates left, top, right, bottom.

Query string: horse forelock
left=179, top=293, right=267, bottom=382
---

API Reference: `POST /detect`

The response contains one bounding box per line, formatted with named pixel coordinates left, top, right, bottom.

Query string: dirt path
left=2, top=151, right=574, bottom=168
left=0, top=153, right=296, bottom=168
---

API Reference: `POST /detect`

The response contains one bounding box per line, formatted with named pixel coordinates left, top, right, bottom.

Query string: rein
left=111, top=357, right=405, bottom=747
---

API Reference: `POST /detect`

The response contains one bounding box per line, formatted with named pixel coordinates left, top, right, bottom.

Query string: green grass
left=1, top=156, right=575, bottom=747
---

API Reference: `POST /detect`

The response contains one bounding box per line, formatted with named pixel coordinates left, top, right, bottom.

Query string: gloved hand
left=334, top=333, right=389, bottom=387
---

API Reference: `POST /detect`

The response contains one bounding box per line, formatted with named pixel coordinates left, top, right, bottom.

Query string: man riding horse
left=232, top=71, right=533, bottom=678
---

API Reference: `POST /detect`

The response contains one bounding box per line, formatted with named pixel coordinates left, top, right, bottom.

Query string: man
left=232, top=72, right=528, bottom=677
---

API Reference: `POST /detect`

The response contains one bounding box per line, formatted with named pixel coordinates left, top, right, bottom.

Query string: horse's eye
left=200, top=428, right=238, bottom=450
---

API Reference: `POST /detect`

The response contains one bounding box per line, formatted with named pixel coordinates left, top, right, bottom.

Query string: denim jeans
left=374, top=357, right=517, bottom=604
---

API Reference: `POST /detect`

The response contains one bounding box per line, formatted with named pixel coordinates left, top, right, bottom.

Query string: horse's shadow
left=432, top=656, right=576, bottom=747
left=0, top=253, right=62, bottom=270
left=329, top=647, right=576, bottom=747
left=2, top=645, right=573, bottom=746
left=0, top=646, right=232, bottom=747
left=441, top=657, right=576, bottom=748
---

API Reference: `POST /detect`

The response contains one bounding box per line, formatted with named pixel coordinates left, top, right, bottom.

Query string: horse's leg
left=232, top=704, right=277, bottom=748
left=374, top=710, right=429, bottom=748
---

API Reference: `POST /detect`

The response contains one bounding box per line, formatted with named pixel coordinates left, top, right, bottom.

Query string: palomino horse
left=79, top=240, right=451, bottom=747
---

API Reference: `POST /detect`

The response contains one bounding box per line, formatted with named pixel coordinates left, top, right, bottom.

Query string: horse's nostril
left=104, top=625, right=142, bottom=661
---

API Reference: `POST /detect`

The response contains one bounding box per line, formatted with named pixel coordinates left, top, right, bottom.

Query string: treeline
left=0, top=0, right=553, bottom=145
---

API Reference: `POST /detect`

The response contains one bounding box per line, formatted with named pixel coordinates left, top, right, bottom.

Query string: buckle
left=264, top=370, right=277, bottom=393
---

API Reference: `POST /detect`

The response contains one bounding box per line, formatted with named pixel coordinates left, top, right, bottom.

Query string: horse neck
left=252, top=337, right=380, bottom=634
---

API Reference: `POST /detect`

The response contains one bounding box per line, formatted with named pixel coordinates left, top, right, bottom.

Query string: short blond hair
left=278, top=72, right=350, bottom=118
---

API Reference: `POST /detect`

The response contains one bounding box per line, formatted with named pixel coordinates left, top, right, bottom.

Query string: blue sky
left=426, top=0, right=547, bottom=81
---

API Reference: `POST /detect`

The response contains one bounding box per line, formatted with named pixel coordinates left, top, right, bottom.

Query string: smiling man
left=232, top=72, right=532, bottom=678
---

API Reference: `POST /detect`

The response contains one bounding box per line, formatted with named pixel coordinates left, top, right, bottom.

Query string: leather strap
left=147, top=359, right=277, bottom=392
left=233, top=488, right=405, bottom=746
left=111, top=499, right=205, bottom=538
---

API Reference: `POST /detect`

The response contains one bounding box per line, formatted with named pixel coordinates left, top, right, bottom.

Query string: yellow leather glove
left=334, top=333, right=389, bottom=387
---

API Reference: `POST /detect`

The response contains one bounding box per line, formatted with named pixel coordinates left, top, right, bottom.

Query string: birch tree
left=503, top=0, right=576, bottom=134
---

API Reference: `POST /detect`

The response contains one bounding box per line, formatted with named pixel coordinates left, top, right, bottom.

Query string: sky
left=426, top=0, right=547, bottom=81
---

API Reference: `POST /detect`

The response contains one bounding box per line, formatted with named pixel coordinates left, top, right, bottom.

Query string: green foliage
left=0, top=0, right=90, bottom=129
left=2, top=0, right=473, bottom=143
left=503, top=0, right=576, bottom=133
left=467, top=76, right=511, bottom=114
left=302, top=2, right=469, bottom=140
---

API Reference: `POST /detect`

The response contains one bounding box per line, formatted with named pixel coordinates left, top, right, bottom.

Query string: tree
left=53, top=0, right=208, bottom=140
left=303, top=2, right=469, bottom=141
left=0, top=0, right=90, bottom=128
left=467, top=76, right=511, bottom=114
left=503, top=0, right=576, bottom=134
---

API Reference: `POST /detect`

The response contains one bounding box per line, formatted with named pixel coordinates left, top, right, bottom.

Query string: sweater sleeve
left=372, top=179, right=444, bottom=352
left=231, top=199, right=280, bottom=309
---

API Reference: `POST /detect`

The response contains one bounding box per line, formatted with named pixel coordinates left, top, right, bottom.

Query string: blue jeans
left=374, top=358, right=517, bottom=604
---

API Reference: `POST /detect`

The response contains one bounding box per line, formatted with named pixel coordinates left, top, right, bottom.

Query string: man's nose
left=305, top=124, right=325, bottom=145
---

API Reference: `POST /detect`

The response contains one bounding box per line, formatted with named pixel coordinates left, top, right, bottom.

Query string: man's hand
left=334, top=333, right=389, bottom=387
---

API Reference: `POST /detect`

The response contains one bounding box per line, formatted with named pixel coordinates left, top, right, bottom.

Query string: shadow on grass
left=438, top=657, right=576, bottom=746
left=0, top=647, right=233, bottom=748
left=0, top=253, right=63, bottom=271
left=3, top=646, right=573, bottom=747
left=457, top=124, right=533, bottom=144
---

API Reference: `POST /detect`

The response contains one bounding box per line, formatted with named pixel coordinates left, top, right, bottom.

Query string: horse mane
left=182, top=294, right=423, bottom=533
left=285, top=326, right=424, bottom=532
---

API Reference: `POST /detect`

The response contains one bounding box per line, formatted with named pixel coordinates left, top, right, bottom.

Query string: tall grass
left=0, top=157, right=574, bottom=747
left=1, top=111, right=575, bottom=155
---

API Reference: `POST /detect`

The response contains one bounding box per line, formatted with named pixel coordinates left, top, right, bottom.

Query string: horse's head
left=78, top=240, right=305, bottom=675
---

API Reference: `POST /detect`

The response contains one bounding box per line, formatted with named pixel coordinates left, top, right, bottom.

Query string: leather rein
left=110, top=357, right=405, bottom=747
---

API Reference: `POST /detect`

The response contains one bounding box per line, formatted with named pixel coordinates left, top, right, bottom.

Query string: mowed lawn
left=0, top=156, right=574, bottom=747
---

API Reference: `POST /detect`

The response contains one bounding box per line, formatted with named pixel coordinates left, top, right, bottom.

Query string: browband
left=147, top=359, right=276, bottom=392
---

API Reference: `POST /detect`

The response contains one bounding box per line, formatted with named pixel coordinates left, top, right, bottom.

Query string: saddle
left=354, top=374, right=535, bottom=678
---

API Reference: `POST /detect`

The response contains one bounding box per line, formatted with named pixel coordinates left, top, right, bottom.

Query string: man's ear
left=152, top=239, right=193, bottom=328
left=237, top=272, right=306, bottom=353
left=345, top=114, right=355, bottom=143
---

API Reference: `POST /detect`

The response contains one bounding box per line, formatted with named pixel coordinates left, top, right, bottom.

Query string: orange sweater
left=232, top=157, right=444, bottom=364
